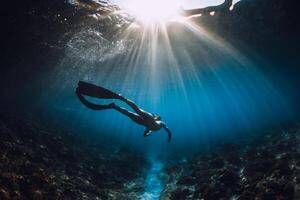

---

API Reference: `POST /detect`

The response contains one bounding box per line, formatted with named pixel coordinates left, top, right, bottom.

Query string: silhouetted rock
left=177, top=176, right=196, bottom=186
left=162, top=124, right=300, bottom=200
left=170, top=188, right=190, bottom=200
left=209, top=157, right=225, bottom=169
left=218, top=169, right=239, bottom=185
left=0, top=113, right=147, bottom=199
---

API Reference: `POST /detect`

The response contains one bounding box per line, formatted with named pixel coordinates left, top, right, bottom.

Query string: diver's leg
left=119, top=97, right=154, bottom=119
left=112, top=104, right=145, bottom=125
left=121, top=98, right=141, bottom=113
left=76, top=90, right=114, bottom=110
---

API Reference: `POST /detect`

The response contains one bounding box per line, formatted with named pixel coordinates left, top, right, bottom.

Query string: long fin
left=76, top=90, right=113, bottom=110
left=77, top=81, right=122, bottom=99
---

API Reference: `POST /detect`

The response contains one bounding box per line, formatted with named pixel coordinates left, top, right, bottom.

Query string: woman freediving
left=75, top=81, right=172, bottom=142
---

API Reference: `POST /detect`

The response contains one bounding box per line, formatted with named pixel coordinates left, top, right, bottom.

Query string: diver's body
left=76, top=81, right=172, bottom=142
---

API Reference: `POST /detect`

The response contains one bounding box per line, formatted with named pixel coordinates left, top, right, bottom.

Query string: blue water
left=21, top=20, right=295, bottom=155
left=139, top=160, right=164, bottom=200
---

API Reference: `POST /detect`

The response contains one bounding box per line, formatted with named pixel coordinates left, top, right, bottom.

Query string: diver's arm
left=180, top=0, right=232, bottom=16
left=144, top=128, right=152, bottom=137
left=162, top=124, right=172, bottom=143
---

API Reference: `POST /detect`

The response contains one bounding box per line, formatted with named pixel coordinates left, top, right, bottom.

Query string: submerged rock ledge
left=161, top=124, right=300, bottom=200
left=1, top=113, right=300, bottom=200
left=0, top=113, right=147, bottom=200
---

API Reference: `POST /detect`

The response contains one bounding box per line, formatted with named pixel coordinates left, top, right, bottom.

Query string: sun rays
left=50, top=0, right=289, bottom=148
left=114, top=0, right=183, bottom=23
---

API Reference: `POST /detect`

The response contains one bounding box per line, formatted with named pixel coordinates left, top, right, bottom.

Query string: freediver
left=75, top=81, right=172, bottom=142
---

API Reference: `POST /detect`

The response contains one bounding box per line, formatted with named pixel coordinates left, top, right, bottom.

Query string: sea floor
left=1, top=113, right=300, bottom=200
left=161, top=125, right=300, bottom=200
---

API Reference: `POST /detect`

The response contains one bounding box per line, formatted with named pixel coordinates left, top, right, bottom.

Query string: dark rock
left=261, top=190, right=276, bottom=200
left=267, top=180, right=294, bottom=200
left=0, top=188, right=10, bottom=200
left=218, top=169, right=239, bottom=185
left=209, top=157, right=225, bottom=169
left=200, top=183, right=224, bottom=200
left=170, top=188, right=190, bottom=200
left=244, top=159, right=275, bottom=180
left=162, top=124, right=300, bottom=200
left=280, top=182, right=294, bottom=200
left=239, top=190, right=255, bottom=200
left=11, top=190, right=22, bottom=199
left=192, top=169, right=212, bottom=185
left=0, top=114, right=147, bottom=199
left=177, top=175, right=196, bottom=186
left=29, top=189, right=44, bottom=200
left=226, top=153, right=242, bottom=165
left=271, top=161, right=292, bottom=178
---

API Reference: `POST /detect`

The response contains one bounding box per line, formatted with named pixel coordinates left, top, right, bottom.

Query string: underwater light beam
left=112, top=0, right=241, bottom=24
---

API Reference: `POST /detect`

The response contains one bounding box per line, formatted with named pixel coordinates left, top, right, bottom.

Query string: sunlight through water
left=112, top=0, right=242, bottom=23
left=117, top=0, right=183, bottom=22
left=139, top=160, right=164, bottom=200
left=38, top=0, right=290, bottom=154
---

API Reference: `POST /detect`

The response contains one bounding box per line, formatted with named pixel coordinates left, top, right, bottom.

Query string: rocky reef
left=2, top=112, right=299, bottom=200
left=0, top=113, right=147, bottom=199
left=161, top=125, right=300, bottom=200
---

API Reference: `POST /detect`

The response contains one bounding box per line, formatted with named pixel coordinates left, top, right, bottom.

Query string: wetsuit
left=76, top=81, right=172, bottom=142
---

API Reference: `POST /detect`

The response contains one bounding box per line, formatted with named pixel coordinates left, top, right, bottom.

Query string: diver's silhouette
left=76, top=81, right=172, bottom=142
left=180, top=0, right=233, bottom=17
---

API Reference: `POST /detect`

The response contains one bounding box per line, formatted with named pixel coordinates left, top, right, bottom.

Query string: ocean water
left=139, top=159, right=164, bottom=200
left=1, top=0, right=300, bottom=199
left=3, top=0, right=297, bottom=158
left=26, top=19, right=295, bottom=156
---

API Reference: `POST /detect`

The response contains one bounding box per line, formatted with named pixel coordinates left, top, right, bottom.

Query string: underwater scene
left=1, top=0, right=300, bottom=199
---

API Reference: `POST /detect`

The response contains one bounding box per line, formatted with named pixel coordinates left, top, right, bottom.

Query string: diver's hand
left=163, top=126, right=172, bottom=143
left=144, top=128, right=152, bottom=137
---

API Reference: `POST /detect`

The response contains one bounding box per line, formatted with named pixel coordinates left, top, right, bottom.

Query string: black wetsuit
left=76, top=81, right=172, bottom=142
